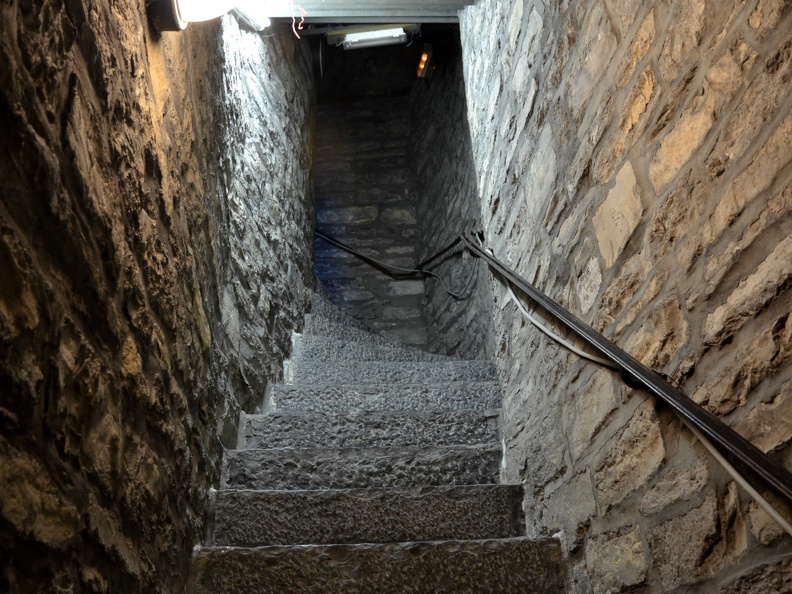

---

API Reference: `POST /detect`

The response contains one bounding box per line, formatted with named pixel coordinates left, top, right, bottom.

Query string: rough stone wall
left=0, top=3, right=314, bottom=592
left=409, top=35, right=495, bottom=359
left=460, top=0, right=792, bottom=591
left=314, top=97, right=427, bottom=347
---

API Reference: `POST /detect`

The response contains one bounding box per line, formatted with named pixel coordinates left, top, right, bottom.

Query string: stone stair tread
left=270, top=381, right=501, bottom=413
left=211, top=484, right=524, bottom=546
left=302, top=313, right=397, bottom=347
left=189, top=536, right=566, bottom=594
left=308, top=292, right=372, bottom=331
left=285, top=359, right=496, bottom=385
left=243, top=409, right=500, bottom=449
left=223, top=444, right=501, bottom=491
left=292, top=333, right=453, bottom=363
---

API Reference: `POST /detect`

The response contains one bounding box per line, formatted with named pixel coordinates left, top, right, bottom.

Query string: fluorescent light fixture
left=147, top=0, right=265, bottom=32
left=342, top=28, right=407, bottom=50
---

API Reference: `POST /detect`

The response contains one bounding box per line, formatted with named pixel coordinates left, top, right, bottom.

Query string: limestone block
left=649, top=92, right=716, bottom=192
left=0, top=437, right=79, bottom=548
left=578, top=257, right=602, bottom=315
left=749, top=0, right=789, bottom=37
left=0, top=237, right=40, bottom=338
left=564, top=371, right=619, bottom=462
left=538, top=470, right=597, bottom=550
left=718, top=557, right=792, bottom=593
left=593, top=162, right=643, bottom=268
left=523, top=124, right=558, bottom=222
left=616, top=11, right=656, bottom=87
left=747, top=494, right=789, bottom=545
left=565, top=1, right=618, bottom=119
left=735, top=380, right=792, bottom=453
left=585, top=526, right=648, bottom=593
left=658, top=0, right=705, bottom=82
left=381, top=207, right=417, bottom=225
left=704, top=235, right=792, bottom=346
left=503, top=400, right=568, bottom=488
left=694, top=315, right=791, bottom=416
left=707, top=110, right=792, bottom=248
left=594, top=70, right=655, bottom=184
left=646, top=171, right=702, bottom=264
left=520, top=7, right=544, bottom=73
left=639, top=458, right=709, bottom=515
left=386, top=280, right=425, bottom=296
left=609, top=0, right=645, bottom=31
left=316, top=206, right=378, bottom=225
left=121, top=336, right=142, bottom=378
left=595, top=400, right=665, bottom=510
left=649, top=494, right=719, bottom=590
left=623, top=297, right=689, bottom=369
left=704, top=185, right=792, bottom=297
left=508, top=0, right=524, bottom=54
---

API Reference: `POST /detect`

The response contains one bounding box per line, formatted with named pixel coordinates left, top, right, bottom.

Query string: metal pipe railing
left=460, top=223, right=792, bottom=503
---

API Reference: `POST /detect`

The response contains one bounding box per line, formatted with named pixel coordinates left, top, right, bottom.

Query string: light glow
left=234, top=0, right=273, bottom=30
left=175, top=0, right=238, bottom=23
left=417, top=44, right=433, bottom=78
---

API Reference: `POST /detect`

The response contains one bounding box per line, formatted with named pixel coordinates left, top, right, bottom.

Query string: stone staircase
left=189, top=294, right=565, bottom=593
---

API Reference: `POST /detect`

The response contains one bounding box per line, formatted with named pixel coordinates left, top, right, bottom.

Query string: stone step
left=292, top=334, right=450, bottom=363
left=243, top=409, right=499, bottom=449
left=284, top=360, right=496, bottom=385
left=211, top=485, right=524, bottom=546
left=189, top=537, right=566, bottom=594
left=223, top=444, right=501, bottom=491
left=309, top=292, right=371, bottom=331
left=270, top=381, right=501, bottom=413
left=302, top=313, right=395, bottom=346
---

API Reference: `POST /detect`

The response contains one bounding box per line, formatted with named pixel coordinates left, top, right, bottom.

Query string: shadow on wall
left=0, top=3, right=314, bottom=592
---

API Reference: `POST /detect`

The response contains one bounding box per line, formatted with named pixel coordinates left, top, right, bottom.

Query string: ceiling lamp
left=342, top=27, right=408, bottom=50
left=147, top=0, right=241, bottom=31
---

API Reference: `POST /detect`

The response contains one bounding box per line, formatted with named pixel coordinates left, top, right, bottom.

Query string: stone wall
left=0, top=3, right=314, bottom=592
left=460, top=0, right=792, bottom=591
left=409, top=34, right=495, bottom=359
left=314, top=97, right=427, bottom=347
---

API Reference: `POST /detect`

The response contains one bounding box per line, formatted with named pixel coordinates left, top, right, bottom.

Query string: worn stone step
left=285, top=360, right=496, bottom=385
left=189, top=537, right=566, bottom=594
left=302, top=313, right=395, bottom=346
left=309, top=292, right=370, bottom=331
left=292, top=334, right=450, bottom=363
left=223, top=444, right=501, bottom=490
left=270, top=382, right=501, bottom=413
left=243, top=409, right=500, bottom=449
left=211, top=485, right=524, bottom=546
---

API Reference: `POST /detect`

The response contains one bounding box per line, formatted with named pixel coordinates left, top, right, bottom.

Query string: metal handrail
left=460, top=223, right=792, bottom=503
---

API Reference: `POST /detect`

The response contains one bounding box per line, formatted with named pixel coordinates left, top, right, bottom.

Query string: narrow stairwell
left=189, top=293, right=566, bottom=593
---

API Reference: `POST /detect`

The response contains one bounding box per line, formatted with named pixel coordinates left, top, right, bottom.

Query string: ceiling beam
left=272, top=13, right=461, bottom=24
left=262, top=0, right=471, bottom=23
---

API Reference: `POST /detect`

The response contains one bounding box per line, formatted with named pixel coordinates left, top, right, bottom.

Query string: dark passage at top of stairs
left=188, top=293, right=565, bottom=593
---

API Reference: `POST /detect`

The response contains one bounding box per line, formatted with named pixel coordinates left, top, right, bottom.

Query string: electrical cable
left=406, top=23, right=421, bottom=47
left=477, top=243, right=618, bottom=369
left=505, top=281, right=619, bottom=370
left=681, top=417, right=792, bottom=538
